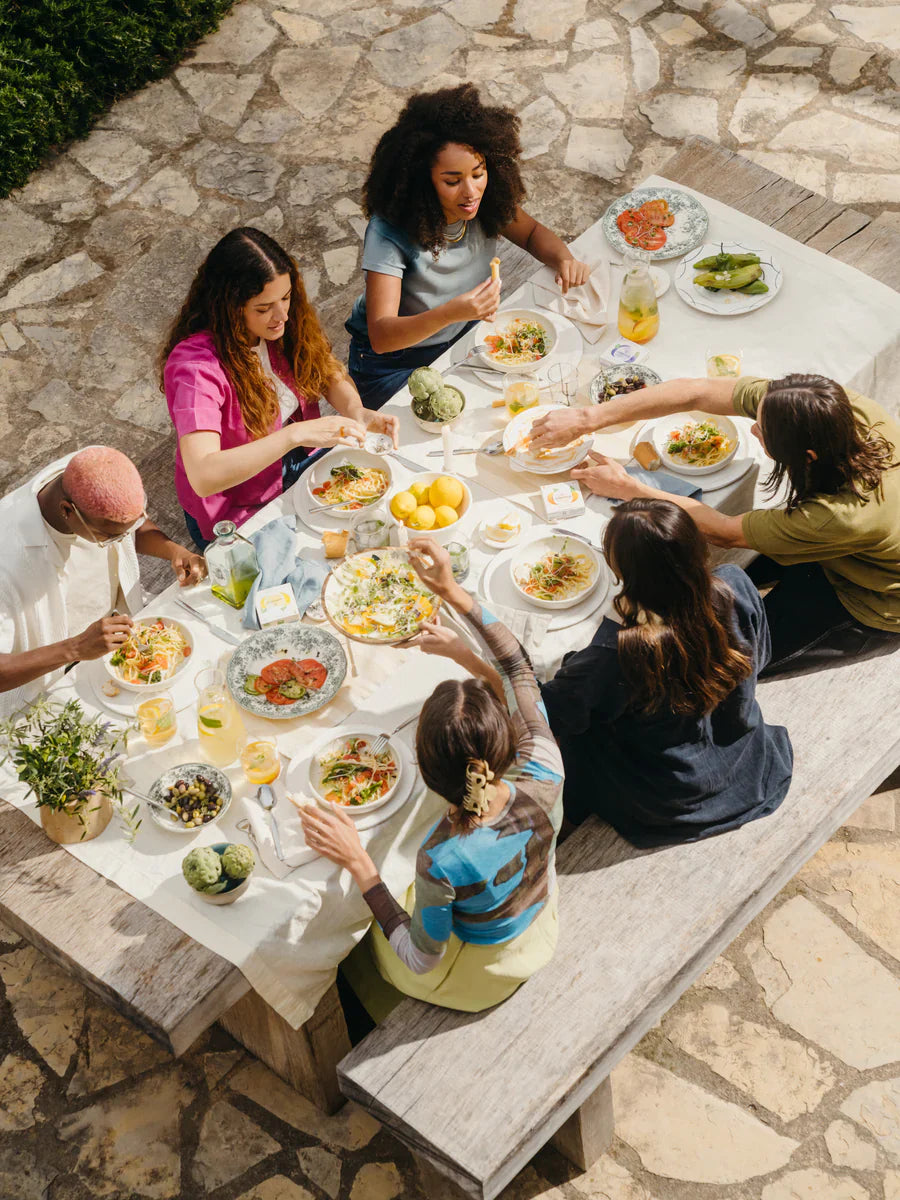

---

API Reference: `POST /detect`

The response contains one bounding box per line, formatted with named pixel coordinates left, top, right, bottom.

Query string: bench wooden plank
left=0, top=799, right=249, bottom=1055
left=340, top=644, right=900, bottom=1198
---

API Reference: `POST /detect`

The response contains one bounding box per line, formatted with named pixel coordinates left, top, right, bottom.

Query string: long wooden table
left=1, top=136, right=898, bottom=1117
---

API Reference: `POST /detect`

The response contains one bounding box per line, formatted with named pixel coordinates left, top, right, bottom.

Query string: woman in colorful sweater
left=299, top=537, right=563, bottom=1013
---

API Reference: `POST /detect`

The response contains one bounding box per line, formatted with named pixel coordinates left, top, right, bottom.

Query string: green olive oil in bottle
left=204, top=521, right=260, bottom=608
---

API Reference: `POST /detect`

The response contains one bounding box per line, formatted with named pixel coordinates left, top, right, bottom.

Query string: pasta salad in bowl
left=477, top=309, right=558, bottom=375
left=103, top=616, right=194, bottom=693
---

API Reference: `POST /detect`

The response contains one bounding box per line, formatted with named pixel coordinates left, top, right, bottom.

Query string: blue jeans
left=183, top=447, right=323, bottom=552
left=346, top=323, right=475, bottom=410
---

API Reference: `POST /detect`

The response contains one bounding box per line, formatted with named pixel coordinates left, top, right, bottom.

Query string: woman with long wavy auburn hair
left=161, top=227, right=398, bottom=549
left=344, top=83, right=590, bottom=408
left=540, top=500, right=793, bottom=847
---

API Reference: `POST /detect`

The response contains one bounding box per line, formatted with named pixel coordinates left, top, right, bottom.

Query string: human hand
left=73, top=613, right=134, bottom=661
left=528, top=406, right=594, bottom=453
left=406, top=617, right=469, bottom=662
left=298, top=800, right=368, bottom=874
left=407, top=537, right=457, bottom=598
left=294, top=414, right=367, bottom=449
left=556, top=257, right=591, bottom=294
left=171, top=548, right=206, bottom=586
left=451, top=277, right=502, bottom=323
left=363, top=409, right=400, bottom=449
left=570, top=450, right=635, bottom=499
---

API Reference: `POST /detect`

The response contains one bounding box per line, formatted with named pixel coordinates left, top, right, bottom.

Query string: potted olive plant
left=0, top=698, right=140, bottom=845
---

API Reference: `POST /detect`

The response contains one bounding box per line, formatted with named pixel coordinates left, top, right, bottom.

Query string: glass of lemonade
left=706, top=349, right=743, bottom=378
left=136, top=693, right=176, bottom=747
left=240, top=736, right=281, bottom=786
left=504, top=375, right=540, bottom=417
left=195, top=668, right=244, bottom=766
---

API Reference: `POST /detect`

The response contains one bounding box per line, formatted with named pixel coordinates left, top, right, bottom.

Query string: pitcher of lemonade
left=195, top=668, right=244, bottom=766
left=618, top=250, right=659, bottom=344
left=204, top=521, right=260, bottom=609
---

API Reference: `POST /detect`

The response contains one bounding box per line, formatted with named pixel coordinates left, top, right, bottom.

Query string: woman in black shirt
left=541, top=499, right=793, bottom=846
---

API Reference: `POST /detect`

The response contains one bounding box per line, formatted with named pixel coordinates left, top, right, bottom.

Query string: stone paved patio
left=1, top=1, right=899, bottom=1196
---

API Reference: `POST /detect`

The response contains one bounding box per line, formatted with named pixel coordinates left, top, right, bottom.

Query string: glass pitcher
left=617, top=250, right=659, bottom=344
left=204, top=521, right=260, bottom=608
left=195, top=668, right=244, bottom=767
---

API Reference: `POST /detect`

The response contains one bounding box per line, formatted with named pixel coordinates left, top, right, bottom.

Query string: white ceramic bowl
left=148, top=763, right=232, bottom=834
left=306, top=448, right=392, bottom=511
left=102, top=616, right=194, bottom=695
left=191, top=842, right=253, bottom=904
left=509, top=535, right=602, bottom=611
left=476, top=309, right=558, bottom=375
left=410, top=386, right=466, bottom=433
left=502, top=404, right=592, bottom=474
left=653, top=411, right=740, bottom=476
left=387, top=472, right=472, bottom=543
left=308, top=731, right=404, bottom=816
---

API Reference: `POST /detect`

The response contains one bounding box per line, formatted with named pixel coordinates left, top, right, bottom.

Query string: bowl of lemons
left=388, top=474, right=472, bottom=542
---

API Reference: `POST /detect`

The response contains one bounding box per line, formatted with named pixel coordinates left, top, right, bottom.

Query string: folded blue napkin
left=241, top=515, right=328, bottom=630
left=622, top=464, right=702, bottom=502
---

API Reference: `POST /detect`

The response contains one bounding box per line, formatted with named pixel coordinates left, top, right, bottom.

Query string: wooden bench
left=337, top=140, right=900, bottom=1196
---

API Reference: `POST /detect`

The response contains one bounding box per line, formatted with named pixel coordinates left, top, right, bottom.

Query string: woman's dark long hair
left=416, top=677, right=516, bottom=832
left=759, top=374, right=897, bottom=512
left=159, top=228, right=340, bottom=440
left=604, top=500, right=753, bottom=717
left=362, top=83, right=526, bottom=254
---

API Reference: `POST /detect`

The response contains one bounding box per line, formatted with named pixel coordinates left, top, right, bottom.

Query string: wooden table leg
left=550, top=1076, right=614, bottom=1171
left=219, top=981, right=350, bottom=1114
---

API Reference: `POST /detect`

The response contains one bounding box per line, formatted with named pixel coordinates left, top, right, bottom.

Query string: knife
left=173, top=598, right=243, bottom=646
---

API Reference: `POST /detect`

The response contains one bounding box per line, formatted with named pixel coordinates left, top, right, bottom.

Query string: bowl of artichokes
left=408, top=366, right=466, bottom=433
left=181, top=842, right=255, bottom=905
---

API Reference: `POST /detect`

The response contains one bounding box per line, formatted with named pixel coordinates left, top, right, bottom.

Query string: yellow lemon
left=428, top=475, right=464, bottom=510
left=408, top=505, right=436, bottom=530
left=434, top=505, right=459, bottom=528
left=390, top=491, right=417, bottom=521
left=409, top=481, right=431, bottom=503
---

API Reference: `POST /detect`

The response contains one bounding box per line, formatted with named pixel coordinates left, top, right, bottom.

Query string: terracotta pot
left=38, top=791, right=114, bottom=845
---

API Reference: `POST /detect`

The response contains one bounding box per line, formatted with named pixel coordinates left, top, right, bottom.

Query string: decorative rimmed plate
left=147, top=763, right=232, bottom=834
left=503, top=404, right=592, bottom=474
left=674, top=242, right=784, bottom=316
left=509, top=534, right=602, bottom=612
left=322, top=548, right=441, bottom=645
left=307, top=730, right=404, bottom=815
left=602, top=187, right=709, bottom=261
left=226, top=625, right=346, bottom=719
left=474, top=308, right=559, bottom=375
left=589, top=364, right=662, bottom=406
left=653, top=410, right=740, bottom=477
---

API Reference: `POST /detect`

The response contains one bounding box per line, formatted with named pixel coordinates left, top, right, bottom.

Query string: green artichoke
left=182, top=846, right=226, bottom=894
left=408, top=366, right=443, bottom=401
left=424, top=385, right=464, bottom=421
left=222, top=843, right=255, bottom=881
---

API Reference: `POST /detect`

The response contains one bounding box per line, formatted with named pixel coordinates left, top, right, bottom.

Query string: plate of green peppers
left=674, top=242, right=783, bottom=316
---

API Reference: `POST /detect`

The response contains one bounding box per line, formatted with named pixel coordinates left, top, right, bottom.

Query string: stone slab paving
left=1, top=1, right=900, bottom=1196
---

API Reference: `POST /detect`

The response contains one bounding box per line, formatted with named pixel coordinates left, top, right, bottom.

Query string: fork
left=370, top=711, right=420, bottom=756
left=551, top=526, right=603, bottom=551
left=426, top=437, right=505, bottom=458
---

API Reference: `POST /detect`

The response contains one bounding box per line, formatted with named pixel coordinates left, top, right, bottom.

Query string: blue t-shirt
left=347, top=214, right=497, bottom=349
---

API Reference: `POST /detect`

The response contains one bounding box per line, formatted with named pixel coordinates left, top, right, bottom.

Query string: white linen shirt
left=0, top=452, right=142, bottom=717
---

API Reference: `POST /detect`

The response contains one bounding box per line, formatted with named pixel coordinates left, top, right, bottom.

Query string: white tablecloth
left=3, top=175, right=899, bottom=1031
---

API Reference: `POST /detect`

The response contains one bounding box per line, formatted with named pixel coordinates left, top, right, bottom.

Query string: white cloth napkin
left=486, top=603, right=556, bottom=678
left=531, top=260, right=611, bottom=343
left=242, top=792, right=315, bottom=879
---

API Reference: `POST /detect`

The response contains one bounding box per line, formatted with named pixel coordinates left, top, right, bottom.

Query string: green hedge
left=0, top=0, right=236, bottom=196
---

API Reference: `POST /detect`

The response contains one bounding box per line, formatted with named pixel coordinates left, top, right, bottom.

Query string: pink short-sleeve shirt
left=164, top=331, right=320, bottom=540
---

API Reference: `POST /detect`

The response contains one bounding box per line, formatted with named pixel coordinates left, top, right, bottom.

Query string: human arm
left=501, top=206, right=590, bottom=294
left=0, top=614, right=134, bottom=695
left=322, top=371, right=400, bottom=448
left=406, top=619, right=505, bottom=704
left=571, top=451, right=750, bottom=549
left=364, top=270, right=501, bottom=354
left=528, top=376, right=740, bottom=453
left=133, top=520, right=206, bottom=586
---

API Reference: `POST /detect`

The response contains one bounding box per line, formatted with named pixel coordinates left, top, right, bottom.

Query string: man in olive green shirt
left=529, top=373, right=900, bottom=676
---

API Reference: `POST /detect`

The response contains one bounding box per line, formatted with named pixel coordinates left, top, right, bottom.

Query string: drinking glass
left=503, top=375, right=540, bottom=417
left=705, top=349, right=743, bottom=378
left=240, top=735, right=281, bottom=786
left=446, top=542, right=470, bottom=583
left=547, top=360, right=579, bottom=406
left=136, top=692, right=176, bottom=747
left=195, top=668, right=244, bottom=766
left=352, top=516, right=391, bottom=551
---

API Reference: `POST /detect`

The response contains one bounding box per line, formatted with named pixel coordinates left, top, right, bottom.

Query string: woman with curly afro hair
left=345, top=84, right=590, bottom=408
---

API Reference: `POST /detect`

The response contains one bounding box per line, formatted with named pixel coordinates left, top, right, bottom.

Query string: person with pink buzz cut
left=0, top=445, right=206, bottom=716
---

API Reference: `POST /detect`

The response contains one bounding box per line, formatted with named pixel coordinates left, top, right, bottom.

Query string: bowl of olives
left=589, top=364, right=662, bottom=404
left=147, top=764, right=232, bottom=833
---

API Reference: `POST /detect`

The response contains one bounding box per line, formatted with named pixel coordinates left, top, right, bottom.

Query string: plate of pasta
left=510, top=536, right=602, bottom=611
left=306, top=449, right=392, bottom=512
left=322, top=548, right=441, bottom=644
left=653, top=411, right=739, bottom=476
left=503, top=404, right=593, bottom=474
left=477, top=309, right=558, bottom=375
left=103, top=617, right=194, bottom=693
left=308, top=732, right=403, bottom=814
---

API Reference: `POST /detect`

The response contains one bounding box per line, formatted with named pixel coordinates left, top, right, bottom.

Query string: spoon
left=256, top=783, right=284, bottom=861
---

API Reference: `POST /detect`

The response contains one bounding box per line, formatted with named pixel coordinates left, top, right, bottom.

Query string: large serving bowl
left=102, top=615, right=194, bottom=695
left=322, top=548, right=441, bottom=645
left=509, top=535, right=602, bottom=611
left=410, top=385, right=466, bottom=433
left=306, top=448, right=392, bottom=512
left=475, top=309, right=558, bottom=375
left=653, top=410, right=740, bottom=476
left=387, top=472, right=472, bottom=543
left=307, top=731, right=404, bottom=816
left=147, top=763, right=232, bottom=834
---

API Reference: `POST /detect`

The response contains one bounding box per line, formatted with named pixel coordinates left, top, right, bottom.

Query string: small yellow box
left=540, top=482, right=586, bottom=521
left=254, top=585, right=300, bottom=628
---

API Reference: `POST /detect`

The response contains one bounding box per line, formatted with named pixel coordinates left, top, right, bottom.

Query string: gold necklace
left=445, top=220, right=467, bottom=244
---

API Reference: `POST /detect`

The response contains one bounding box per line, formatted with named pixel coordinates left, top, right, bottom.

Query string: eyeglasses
left=67, top=497, right=146, bottom=546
